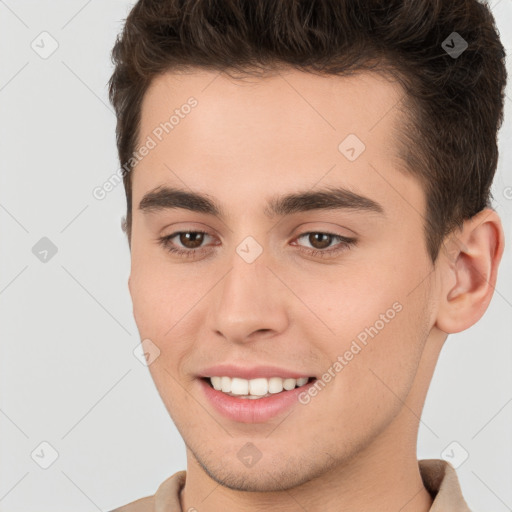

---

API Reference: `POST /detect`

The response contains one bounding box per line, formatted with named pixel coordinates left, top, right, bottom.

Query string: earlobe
left=434, top=208, right=504, bottom=334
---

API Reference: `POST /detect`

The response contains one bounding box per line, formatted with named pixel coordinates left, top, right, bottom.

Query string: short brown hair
left=109, top=0, right=507, bottom=263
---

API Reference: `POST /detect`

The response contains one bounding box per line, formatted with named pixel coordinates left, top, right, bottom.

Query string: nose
left=209, top=247, right=290, bottom=344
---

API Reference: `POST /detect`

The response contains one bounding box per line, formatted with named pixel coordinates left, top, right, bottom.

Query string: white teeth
left=234, top=377, right=251, bottom=395
left=211, top=376, right=222, bottom=390
left=248, top=377, right=268, bottom=395
left=208, top=376, right=310, bottom=397
left=283, top=378, right=298, bottom=391
left=220, top=376, right=231, bottom=392
left=268, top=377, right=284, bottom=394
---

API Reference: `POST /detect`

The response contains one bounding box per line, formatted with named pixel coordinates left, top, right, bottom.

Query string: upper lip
left=198, top=364, right=315, bottom=380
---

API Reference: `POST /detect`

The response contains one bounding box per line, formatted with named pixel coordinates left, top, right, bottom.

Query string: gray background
left=0, top=1, right=511, bottom=510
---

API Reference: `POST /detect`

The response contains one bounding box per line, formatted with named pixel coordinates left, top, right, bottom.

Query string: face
left=128, top=68, right=441, bottom=491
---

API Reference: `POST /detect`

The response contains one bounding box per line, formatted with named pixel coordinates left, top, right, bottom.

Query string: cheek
left=280, top=256, right=412, bottom=337
left=288, top=247, right=431, bottom=396
left=129, top=242, right=206, bottom=335
left=301, top=279, right=425, bottom=382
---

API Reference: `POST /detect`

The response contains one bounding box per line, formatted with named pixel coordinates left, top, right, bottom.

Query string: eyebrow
left=138, top=185, right=385, bottom=219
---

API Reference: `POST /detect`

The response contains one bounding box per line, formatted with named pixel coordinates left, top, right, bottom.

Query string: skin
left=127, top=67, right=504, bottom=512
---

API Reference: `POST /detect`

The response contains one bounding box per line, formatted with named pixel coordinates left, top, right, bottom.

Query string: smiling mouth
left=200, top=376, right=317, bottom=398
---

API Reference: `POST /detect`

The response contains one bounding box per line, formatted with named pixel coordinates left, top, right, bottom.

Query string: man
left=108, top=0, right=507, bottom=510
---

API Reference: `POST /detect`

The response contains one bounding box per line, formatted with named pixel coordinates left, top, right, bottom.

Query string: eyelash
left=157, top=230, right=357, bottom=259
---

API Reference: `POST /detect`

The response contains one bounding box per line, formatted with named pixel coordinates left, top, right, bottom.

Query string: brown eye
left=307, top=233, right=333, bottom=249
left=178, top=231, right=205, bottom=249
left=158, top=230, right=356, bottom=260
left=294, top=231, right=357, bottom=258
left=158, top=230, right=213, bottom=257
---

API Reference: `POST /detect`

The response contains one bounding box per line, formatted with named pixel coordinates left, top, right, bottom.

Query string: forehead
left=139, top=67, right=406, bottom=146
left=133, top=67, right=421, bottom=221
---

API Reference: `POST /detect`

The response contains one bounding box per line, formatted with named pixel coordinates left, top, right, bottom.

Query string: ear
left=121, top=215, right=128, bottom=234
left=434, top=208, right=505, bottom=334
left=121, top=215, right=132, bottom=250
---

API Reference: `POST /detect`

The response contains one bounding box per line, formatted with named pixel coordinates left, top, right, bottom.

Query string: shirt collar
left=419, top=459, right=472, bottom=511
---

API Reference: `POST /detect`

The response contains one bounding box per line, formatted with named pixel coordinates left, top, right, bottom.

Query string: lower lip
left=198, top=377, right=317, bottom=423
